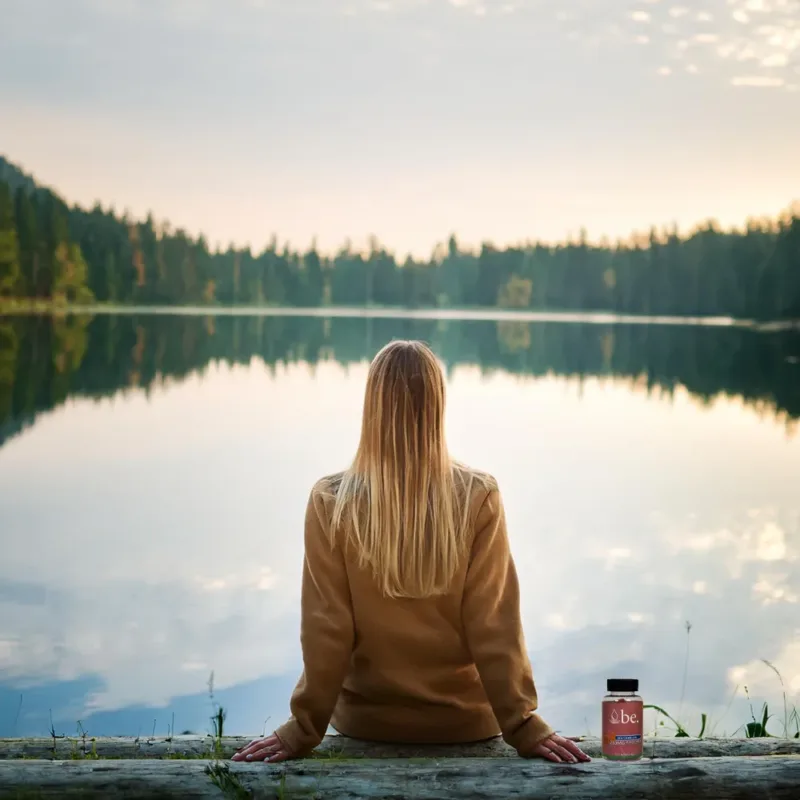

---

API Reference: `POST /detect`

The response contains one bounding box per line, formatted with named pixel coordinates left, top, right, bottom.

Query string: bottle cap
left=607, top=678, right=639, bottom=692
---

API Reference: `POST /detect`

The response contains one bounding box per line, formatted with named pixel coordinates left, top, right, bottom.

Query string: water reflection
left=0, top=313, right=798, bottom=739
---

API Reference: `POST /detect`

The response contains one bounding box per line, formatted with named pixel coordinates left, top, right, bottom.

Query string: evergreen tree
left=0, top=156, right=797, bottom=322
left=52, top=243, right=95, bottom=304
left=0, top=181, right=21, bottom=296
left=13, top=188, right=38, bottom=296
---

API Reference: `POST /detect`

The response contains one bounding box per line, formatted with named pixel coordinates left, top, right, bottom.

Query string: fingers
left=531, top=735, right=592, bottom=764
left=547, top=740, right=578, bottom=763
left=561, top=738, right=591, bottom=762
left=245, top=744, right=283, bottom=762
left=231, top=735, right=279, bottom=761
left=232, top=737, right=269, bottom=760
left=531, top=743, right=563, bottom=762
left=230, top=733, right=292, bottom=763
left=548, top=735, right=591, bottom=763
left=233, top=737, right=264, bottom=755
left=234, top=735, right=276, bottom=752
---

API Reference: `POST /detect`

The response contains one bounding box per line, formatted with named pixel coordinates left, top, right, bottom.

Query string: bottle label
left=602, top=699, right=643, bottom=758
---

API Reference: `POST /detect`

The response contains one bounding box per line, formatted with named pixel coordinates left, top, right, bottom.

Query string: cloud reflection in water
left=0, top=356, right=797, bottom=737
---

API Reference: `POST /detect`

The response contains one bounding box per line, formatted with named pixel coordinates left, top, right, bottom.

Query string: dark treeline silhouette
left=1, top=156, right=799, bottom=320
left=1, top=313, right=798, bottom=451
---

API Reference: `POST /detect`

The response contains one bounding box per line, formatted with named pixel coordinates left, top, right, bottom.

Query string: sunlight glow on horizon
left=1, top=0, right=799, bottom=257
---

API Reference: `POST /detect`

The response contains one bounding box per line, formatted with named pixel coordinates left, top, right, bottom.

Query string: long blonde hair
left=330, top=340, right=478, bottom=598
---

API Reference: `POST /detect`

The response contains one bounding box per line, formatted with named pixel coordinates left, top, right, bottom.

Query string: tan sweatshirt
left=274, top=471, right=554, bottom=758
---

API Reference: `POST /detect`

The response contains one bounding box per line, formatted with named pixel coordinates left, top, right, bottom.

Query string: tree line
left=1, top=155, right=799, bottom=320
left=1, top=313, right=798, bottom=451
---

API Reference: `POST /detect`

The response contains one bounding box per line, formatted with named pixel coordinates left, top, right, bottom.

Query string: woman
left=233, top=340, right=589, bottom=765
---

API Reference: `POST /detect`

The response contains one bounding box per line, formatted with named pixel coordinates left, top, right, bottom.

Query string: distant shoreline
left=1, top=300, right=798, bottom=331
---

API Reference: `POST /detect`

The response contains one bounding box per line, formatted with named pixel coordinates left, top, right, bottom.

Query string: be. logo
left=609, top=709, right=639, bottom=725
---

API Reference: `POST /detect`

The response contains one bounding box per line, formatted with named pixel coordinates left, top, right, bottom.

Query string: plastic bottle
left=602, top=678, right=643, bottom=760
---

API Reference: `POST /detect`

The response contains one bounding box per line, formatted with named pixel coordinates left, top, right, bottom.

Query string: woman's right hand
left=530, top=734, right=591, bottom=763
left=231, top=734, right=292, bottom=763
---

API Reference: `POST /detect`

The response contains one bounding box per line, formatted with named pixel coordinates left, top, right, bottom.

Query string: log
left=0, top=755, right=798, bottom=799
left=2, top=734, right=799, bottom=761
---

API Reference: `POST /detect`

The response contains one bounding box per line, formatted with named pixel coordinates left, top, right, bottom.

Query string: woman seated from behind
left=233, top=340, right=589, bottom=765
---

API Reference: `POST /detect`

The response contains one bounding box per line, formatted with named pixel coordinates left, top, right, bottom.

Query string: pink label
left=602, top=700, right=643, bottom=758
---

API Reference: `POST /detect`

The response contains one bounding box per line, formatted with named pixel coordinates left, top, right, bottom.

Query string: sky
left=1, top=0, right=800, bottom=257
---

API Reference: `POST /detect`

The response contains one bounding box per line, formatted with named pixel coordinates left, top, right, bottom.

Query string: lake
left=0, top=310, right=798, bottom=740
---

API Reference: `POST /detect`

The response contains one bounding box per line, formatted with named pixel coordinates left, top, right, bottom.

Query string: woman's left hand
left=231, top=734, right=291, bottom=763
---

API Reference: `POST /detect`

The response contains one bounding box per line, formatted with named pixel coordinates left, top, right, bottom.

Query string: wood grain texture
left=2, top=734, right=799, bottom=761
left=0, top=755, right=798, bottom=799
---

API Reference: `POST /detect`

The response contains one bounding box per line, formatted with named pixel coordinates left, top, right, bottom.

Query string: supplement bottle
left=602, top=678, right=643, bottom=760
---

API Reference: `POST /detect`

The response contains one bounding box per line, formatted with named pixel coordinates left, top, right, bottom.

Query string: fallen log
left=2, top=734, right=799, bottom=761
left=0, top=755, right=798, bottom=799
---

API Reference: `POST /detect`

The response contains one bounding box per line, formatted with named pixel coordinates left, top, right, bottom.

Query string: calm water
left=0, top=311, right=798, bottom=740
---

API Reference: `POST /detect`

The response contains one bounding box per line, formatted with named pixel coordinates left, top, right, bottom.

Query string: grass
left=208, top=671, right=227, bottom=759
left=644, top=621, right=799, bottom=740
left=0, top=297, right=95, bottom=315
left=7, top=646, right=798, bottom=767
left=4, top=679, right=798, bottom=800
left=204, top=762, right=251, bottom=800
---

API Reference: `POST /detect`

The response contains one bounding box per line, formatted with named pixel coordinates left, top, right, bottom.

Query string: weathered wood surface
left=2, top=734, right=799, bottom=761
left=0, top=755, right=798, bottom=799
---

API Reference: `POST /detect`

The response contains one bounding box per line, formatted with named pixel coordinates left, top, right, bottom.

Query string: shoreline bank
left=2, top=301, right=799, bottom=331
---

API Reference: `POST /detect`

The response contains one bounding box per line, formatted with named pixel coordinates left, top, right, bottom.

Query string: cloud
left=2, top=360, right=798, bottom=735
left=763, top=52, right=789, bottom=66
left=446, top=0, right=496, bottom=10
left=3, top=0, right=798, bottom=100
left=618, top=0, right=800, bottom=90
left=0, top=0, right=798, bottom=262
left=752, top=573, right=799, bottom=605
left=730, top=641, right=800, bottom=697
left=427, top=0, right=798, bottom=94
left=731, top=75, right=786, bottom=86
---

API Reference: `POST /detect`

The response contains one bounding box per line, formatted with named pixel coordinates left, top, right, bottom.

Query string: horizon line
left=2, top=153, right=799, bottom=259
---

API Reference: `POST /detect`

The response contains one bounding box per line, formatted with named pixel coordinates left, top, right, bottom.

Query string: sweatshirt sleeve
left=274, top=486, right=355, bottom=757
left=462, top=488, right=554, bottom=757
